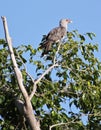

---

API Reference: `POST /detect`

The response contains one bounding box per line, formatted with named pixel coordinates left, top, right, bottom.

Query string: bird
left=40, top=18, right=72, bottom=56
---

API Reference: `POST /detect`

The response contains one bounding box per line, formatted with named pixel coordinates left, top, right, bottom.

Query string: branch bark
left=29, top=63, right=58, bottom=100
left=49, top=119, right=77, bottom=130
left=49, top=122, right=68, bottom=130
left=1, top=16, right=40, bottom=130
left=1, top=16, right=28, bottom=102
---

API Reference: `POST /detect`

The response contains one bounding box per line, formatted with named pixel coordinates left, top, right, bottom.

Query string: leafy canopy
left=0, top=30, right=101, bottom=130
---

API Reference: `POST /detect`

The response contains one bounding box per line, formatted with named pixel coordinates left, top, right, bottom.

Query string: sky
left=0, top=0, right=101, bottom=54
left=0, top=0, right=101, bottom=125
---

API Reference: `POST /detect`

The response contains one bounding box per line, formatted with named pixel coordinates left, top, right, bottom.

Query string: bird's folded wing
left=47, top=27, right=67, bottom=42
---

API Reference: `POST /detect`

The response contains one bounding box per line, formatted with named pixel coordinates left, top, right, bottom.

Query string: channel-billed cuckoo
left=40, top=19, right=72, bottom=56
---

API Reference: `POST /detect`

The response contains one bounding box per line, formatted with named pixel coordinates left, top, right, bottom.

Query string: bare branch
left=1, top=16, right=41, bottom=130
left=49, top=119, right=79, bottom=130
left=17, top=52, right=35, bottom=83
left=29, top=83, right=37, bottom=100
left=35, top=63, right=58, bottom=84
left=49, top=122, right=68, bottom=130
left=29, top=42, right=61, bottom=100
left=29, top=63, right=58, bottom=100
left=1, top=16, right=29, bottom=102
left=53, top=42, right=61, bottom=64
left=50, top=111, right=101, bottom=130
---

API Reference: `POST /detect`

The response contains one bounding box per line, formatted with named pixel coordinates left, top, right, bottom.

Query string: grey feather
left=40, top=18, right=72, bottom=56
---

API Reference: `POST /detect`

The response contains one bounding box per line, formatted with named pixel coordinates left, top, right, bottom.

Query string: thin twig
left=29, top=63, right=58, bottom=100
left=35, top=63, right=58, bottom=84
left=29, top=42, right=61, bottom=100
left=49, top=123, right=68, bottom=130
left=53, top=42, right=61, bottom=64
left=49, top=119, right=77, bottom=130
left=16, top=52, right=35, bottom=83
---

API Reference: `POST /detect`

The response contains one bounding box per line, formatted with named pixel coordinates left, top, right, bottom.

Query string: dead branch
left=29, top=63, right=58, bottom=100
left=1, top=16, right=40, bottom=130
left=49, top=122, right=68, bottom=130
left=53, top=42, right=61, bottom=64
left=1, top=16, right=29, bottom=102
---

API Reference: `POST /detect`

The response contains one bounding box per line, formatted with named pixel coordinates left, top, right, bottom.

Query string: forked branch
left=1, top=16, right=41, bottom=130
left=1, top=16, right=29, bottom=103
left=29, top=63, right=58, bottom=100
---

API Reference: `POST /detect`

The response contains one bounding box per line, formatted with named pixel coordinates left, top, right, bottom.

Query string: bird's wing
left=47, top=27, right=66, bottom=42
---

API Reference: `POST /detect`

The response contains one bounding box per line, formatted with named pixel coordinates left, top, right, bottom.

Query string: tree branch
left=49, top=119, right=79, bottom=130
left=29, top=43, right=61, bottom=100
left=49, top=122, right=68, bottom=130
left=17, top=52, right=35, bottom=83
left=53, top=42, right=61, bottom=64
left=1, top=16, right=41, bottom=130
left=29, top=42, right=61, bottom=100
left=29, top=63, right=58, bottom=100
left=1, top=16, right=29, bottom=103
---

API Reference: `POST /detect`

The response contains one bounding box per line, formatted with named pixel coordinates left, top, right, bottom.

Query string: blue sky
left=0, top=0, right=101, bottom=125
left=0, top=0, right=101, bottom=54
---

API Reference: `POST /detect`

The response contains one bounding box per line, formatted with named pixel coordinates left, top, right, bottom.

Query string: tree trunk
left=24, top=99, right=40, bottom=130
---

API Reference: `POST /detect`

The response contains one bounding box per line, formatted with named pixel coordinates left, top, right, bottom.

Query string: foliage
left=0, top=30, right=101, bottom=130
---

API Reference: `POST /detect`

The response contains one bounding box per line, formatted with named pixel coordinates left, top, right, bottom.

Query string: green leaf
left=86, top=32, right=96, bottom=40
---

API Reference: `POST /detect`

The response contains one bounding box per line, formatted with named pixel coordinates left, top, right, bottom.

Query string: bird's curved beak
left=70, top=20, right=72, bottom=23
left=67, top=19, right=72, bottom=23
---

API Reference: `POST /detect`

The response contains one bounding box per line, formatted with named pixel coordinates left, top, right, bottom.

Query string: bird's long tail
left=39, top=41, right=52, bottom=56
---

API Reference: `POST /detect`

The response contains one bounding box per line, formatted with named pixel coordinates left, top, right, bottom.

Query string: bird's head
left=59, top=19, right=72, bottom=29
